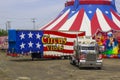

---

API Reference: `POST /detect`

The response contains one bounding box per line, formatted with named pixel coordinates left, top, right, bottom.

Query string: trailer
left=7, top=30, right=85, bottom=60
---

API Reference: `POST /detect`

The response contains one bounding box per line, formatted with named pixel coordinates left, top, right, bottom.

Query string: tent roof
left=65, top=0, right=112, bottom=6
left=40, top=0, right=120, bottom=36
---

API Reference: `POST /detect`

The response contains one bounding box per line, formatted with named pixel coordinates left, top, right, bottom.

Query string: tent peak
left=65, top=0, right=114, bottom=7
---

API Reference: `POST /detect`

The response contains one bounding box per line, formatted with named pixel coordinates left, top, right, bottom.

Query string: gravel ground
left=1, top=50, right=120, bottom=80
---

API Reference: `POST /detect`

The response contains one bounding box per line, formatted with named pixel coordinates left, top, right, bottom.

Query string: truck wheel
left=70, top=59, right=73, bottom=65
left=32, top=58, right=34, bottom=61
left=70, top=57, right=73, bottom=64
left=97, top=67, right=102, bottom=70
left=78, top=62, right=81, bottom=69
left=61, top=56, right=65, bottom=60
left=66, top=56, right=70, bottom=59
left=70, top=59, right=76, bottom=65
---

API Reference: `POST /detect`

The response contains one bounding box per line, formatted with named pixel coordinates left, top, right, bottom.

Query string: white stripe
left=59, top=31, right=84, bottom=34
left=44, top=51, right=72, bottom=56
left=64, top=45, right=73, bottom=50
left=111, top=12, right=120, bottom=28
left=44, top=51, right=63, bottom=56
left=45, top=9, right=70, bottom=30
left=80, top=12, right=91, bottom=36
left=59, top=11, right=79, bottom=30
left=44, top=31, right=81, bottom=37
left=96, top=8, right=111, bottom=31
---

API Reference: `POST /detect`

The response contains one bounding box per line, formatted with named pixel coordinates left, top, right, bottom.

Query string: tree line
left=0, top=29, right=8, bottom=36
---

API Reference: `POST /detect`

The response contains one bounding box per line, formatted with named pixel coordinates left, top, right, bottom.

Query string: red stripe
left=103, top=14, right=120, bottom=30
left=44, top=47, right=73, bottom=53
left=40, top=16, right=60, bottom=30
left=51, top=14, right=68, bottom=30
left=44, top=30, right=85, bottom=38
left=69, top=8, right=84, bottom=31
left=65, top=42, right=74, bottom=46
left=43, top=56, right=60, bottom=58
left=58, top=50, right=73, bottom=53
left=65, top=0, right=111, bottom=6
left=111, top=10, right=120, bottom=21
left=78, top=32, right=85, bottom=36
left=80, top=0, right=111, bottom=5
left=91, top=13, right=102, bottom=36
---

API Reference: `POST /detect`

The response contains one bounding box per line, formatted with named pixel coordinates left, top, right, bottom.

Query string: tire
left=61, top=56, right=65, bottom=60
left=70, top=58, right=74, bottom=65
left=32, top=58, right=34, bottom=61
left=78, top=62, right=81, bottom=69
left=96, top=67, right=102, bottom=70
left=70, top=58, right=76, bottom=65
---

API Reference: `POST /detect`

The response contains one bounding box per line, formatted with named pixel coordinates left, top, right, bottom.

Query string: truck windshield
left=81, top=46, right=95, bottom=50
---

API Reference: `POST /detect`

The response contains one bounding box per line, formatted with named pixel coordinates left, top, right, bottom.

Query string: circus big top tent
left=40, top=0, right=120, bottom=36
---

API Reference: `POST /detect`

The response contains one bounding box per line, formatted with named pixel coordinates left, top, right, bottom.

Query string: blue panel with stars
left=11, top=30, right=44, bottom=54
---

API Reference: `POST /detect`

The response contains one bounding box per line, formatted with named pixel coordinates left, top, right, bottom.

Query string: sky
left=0, top=0, right=120, bottom=30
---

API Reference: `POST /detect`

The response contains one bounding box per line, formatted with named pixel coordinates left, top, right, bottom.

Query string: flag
left=14, top=30, right=85, bottom=56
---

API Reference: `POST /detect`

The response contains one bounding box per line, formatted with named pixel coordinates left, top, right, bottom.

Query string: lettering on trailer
left=42, top=35, right=67, bottom=51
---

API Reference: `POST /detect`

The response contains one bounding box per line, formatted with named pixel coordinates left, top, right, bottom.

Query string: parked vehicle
left=70, top=36, right=103, bottom=69
left=7, top=30, right=85, bottom=60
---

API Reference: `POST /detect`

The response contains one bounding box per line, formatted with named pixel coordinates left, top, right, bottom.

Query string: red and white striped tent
left=40, top=0, right=120, bottom=36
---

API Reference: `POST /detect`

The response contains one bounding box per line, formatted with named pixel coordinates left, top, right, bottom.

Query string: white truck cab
left=70, top=36, right=103, bottom=69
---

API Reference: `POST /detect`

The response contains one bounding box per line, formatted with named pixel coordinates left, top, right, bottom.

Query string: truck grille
left=86, top=54, right=97, bottom=61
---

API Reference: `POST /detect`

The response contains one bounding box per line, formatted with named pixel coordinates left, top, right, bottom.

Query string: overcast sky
left=0, top=0, right=120, bottom=30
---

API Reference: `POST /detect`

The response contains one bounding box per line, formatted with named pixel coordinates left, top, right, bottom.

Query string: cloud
left=0, top=0, right=65, bottom=29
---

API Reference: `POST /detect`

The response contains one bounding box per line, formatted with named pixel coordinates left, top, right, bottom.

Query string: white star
left=29, top=50, right=32, bottom=53
left=88, top=10, right=92, bottom=14
left=72, top=11, right=75, bottom=13
left=105, top=11, right=109, bottom=14
left=28, top=32, right=33, bottom=38
left=20, top=33, right=25, bottom=40
left=28, top=41, right=33, bottom=48
left=36, top=33, right=41, bottom=39
left=36, top=42, right=41, bottom=49
left=20, top=42, right=25, bottom=49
